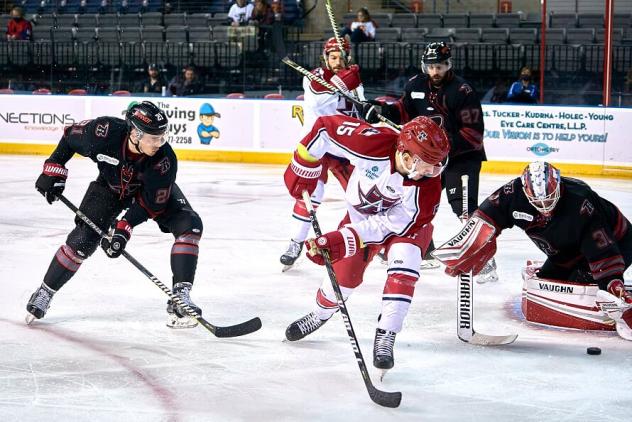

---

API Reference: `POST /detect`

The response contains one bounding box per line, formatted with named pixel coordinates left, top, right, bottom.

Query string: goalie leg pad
left=522, top=262, right=616, bottom=331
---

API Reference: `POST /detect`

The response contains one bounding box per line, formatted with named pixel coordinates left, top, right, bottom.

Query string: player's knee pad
left=65, top=224, right=102, bottom=258
left=521, top=260, right=616, bottom=331
left=170, top=210, right=203, bottom=238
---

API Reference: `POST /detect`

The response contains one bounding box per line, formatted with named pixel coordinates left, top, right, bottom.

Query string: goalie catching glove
left=305, top=227, right=361, bottom=265
left=431, top=213, right=498, bottom=277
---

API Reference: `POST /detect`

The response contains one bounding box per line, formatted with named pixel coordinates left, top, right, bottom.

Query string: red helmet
left=397, top=116, right=450, bottom=166
left=521, top=161, right=561, bottom=215
left=322, top=37, right=351, bottom=62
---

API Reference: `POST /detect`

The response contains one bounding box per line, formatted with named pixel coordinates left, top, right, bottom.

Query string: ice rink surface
left=1, top=155, right=631, bottom=422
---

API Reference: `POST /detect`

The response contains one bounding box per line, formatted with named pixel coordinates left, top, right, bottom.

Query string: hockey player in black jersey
left=362, top=42, right=494, bottom=280
left=433, top=161, right=632, bottom=341
left=27, top=101, right=204, bottom=328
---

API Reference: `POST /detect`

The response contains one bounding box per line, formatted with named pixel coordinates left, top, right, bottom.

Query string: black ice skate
left=25, top=283, right=56, bottom=324
left=280, top=240, right=303, bottom=272
left=166, top=282, right=201, bottom=329
left=285, top=311, right=329, bottom=341
left=373, top=328, right=396, bottom=379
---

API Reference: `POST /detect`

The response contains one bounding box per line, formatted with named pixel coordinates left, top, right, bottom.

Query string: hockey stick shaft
left=302, top=191, right=401, bottom=408
left=456, top=177, right=517, bottom=346
left=325, top=0, right=347, bottom=63
left=457, top=175, right=475, bottom=342
left=56, top=194, right=261, bottom=338
left=281, top=57, right=401, bottom=130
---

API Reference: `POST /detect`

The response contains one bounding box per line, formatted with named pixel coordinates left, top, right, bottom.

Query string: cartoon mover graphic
left=197, top=103, right=221, bottom=144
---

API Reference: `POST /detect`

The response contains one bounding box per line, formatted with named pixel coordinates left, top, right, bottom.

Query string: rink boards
left=0, top=95, right=631, bottom=177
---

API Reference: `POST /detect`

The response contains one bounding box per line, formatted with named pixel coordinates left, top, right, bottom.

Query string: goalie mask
left=521, top=161, right=561, bottom=215
left=396, top=116, right=450, bottom=179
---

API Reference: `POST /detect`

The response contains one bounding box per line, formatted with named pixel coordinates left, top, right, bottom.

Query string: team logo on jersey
left=154, top=157, right=171, bottom=175
left=354, top=185, right=399, bottom=215
left=359, top=128, right=380, bottom=136
left=364, top=165, right=380, bottom=180
left=96, top=154, right=119, bottom=166
left=530, top=234, right=558, bottom=256
left=95, top=122, right=109, bottom=138
left=411, top=91, right=426, bottom=100
left=580, top=199, right=594, bottom=216
left=512, top=211, right=534, bottom=221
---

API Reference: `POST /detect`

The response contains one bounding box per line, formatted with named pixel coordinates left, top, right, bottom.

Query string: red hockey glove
left=331, top=64, right=361, bottom=92
left=305, top=227, right=361, bottom=265
left=35, top=161, right=68, bottom=204
left=607, top=279, right=632, bottom=304
left=284, top=149, right=322, bottom=200
left=101, top=220, right=132, bottom=258
left=431, top=215, right=498, bottom=277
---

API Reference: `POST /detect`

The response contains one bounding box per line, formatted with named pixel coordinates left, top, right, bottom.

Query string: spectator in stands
left=6, top=6, right=32, bottom=41
left=78, top=0, right=88, bottom=14
left=140, top=64, right=168, bottom=94
left=140, top=0, right=150, bottom=14
left=168, top=66, right=204, bottom=97
left=251, top=0, right=274, bottom=51
left=271, top=0, right=283, bottom=22
left=118, top=0, right=129, bottom=14
left=98, top=0, right=108, bottom=14
left=482, top=79, right=508, bottom=103
left=56, top=0, right=68, bottom=15
left=507, top=66, right=539, bottom=104
left=341, top=7, right=376, bottom=44
left=228, top=0, right=254, bottom=27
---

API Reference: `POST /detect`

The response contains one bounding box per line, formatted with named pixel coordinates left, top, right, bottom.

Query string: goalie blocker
left=431, top=216, right=621, bottom=332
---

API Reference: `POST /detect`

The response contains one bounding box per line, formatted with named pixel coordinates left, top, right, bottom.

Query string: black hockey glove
left=101, top=220, right=132, bottom=258
left=359, top=101, right=383, bottom=124
left=35, top=161, right=68, bottom=204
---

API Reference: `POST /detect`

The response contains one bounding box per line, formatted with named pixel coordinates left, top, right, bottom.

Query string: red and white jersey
left=300, top=115, right=441, bottom=245
left=301, top=67, right=366, bottom=136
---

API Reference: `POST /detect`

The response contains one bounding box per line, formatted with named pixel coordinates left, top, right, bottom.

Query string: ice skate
left=475, top=258, right=498, bottom=284
left=166, top=282, right=200, bottom=329
left=285, top=311, right=330, bottom=341
left=373, top=328, right=396, bottom=380
left=25, top=283, right=56, bottom=324
left=280, top=239, right=303, bottom=272
left=419, top=258, right=440, bottom=270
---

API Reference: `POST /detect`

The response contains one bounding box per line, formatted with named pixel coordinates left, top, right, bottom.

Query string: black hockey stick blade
left=368, top=385, right=402, bottom=408
left=197, top=316, right=262, bottom=338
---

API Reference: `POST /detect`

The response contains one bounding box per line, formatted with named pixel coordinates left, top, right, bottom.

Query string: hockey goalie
left=433, top=162, right=632, bottom=341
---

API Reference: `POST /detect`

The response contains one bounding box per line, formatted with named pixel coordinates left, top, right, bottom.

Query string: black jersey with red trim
left=47, top=116, right=177, bottom=227
left=477, top=176, right=630, bottom=288
left=400, top=71, right=486, bottom=160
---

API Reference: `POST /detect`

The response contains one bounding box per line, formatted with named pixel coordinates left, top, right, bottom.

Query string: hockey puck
left=586, top=347, right=601, bottom=355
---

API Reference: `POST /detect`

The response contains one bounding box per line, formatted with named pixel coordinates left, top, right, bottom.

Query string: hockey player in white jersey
left=279, top=37, right=366, bottom=270
left=283, top=114, right=449, bottom=372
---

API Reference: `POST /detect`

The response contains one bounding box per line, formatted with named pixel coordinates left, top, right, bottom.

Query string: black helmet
left=125, top=101, right=168, bottom=135
left=421, top=42, right=452, bottom=65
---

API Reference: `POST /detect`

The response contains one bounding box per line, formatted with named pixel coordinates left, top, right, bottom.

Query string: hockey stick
left=281, top=57, right=401, bottom=130
left=457, top=175, right=517, bottom=346
left=302, top=190, right=402, bottom=408
left=56, top=194, right=262, bottom=338
left=325, top=0, right=348, bottom=63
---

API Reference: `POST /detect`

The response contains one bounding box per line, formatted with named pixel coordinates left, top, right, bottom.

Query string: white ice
left=1, top=155, right=631, bottom=422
